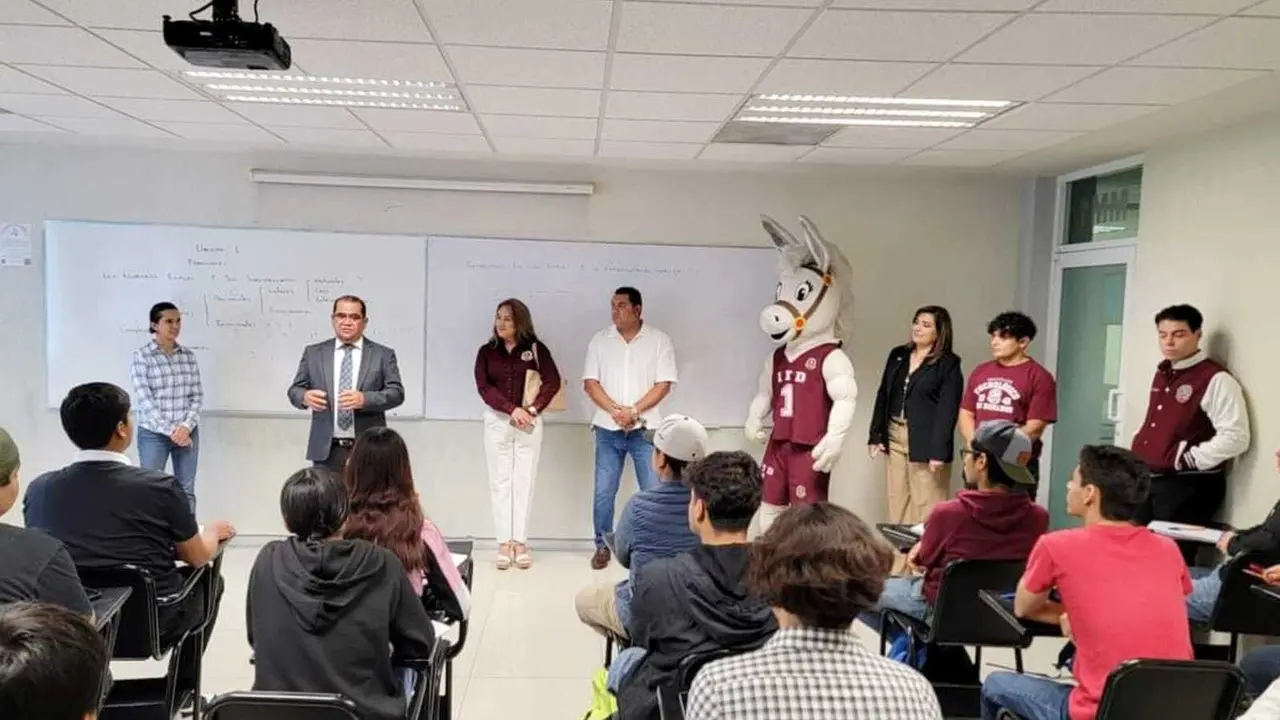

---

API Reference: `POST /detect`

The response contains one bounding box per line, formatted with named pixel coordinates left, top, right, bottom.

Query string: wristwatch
left=527, top=405, right=539, bottom=416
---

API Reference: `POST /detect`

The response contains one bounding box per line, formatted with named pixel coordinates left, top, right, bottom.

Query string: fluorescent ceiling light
left=185, top=70, right=467, bottom=112
left=738, top=116, right=973, bottom=128
left=745, top=105, right=988, bottom=119
left=735, top=93, right=1018, bottom=128
left=224, top=95, right=464, bottom=111
left=206, top=84, right=457, bottom=101
left=185, top=71, right=449, bottom=89
left=757, top=94, right=1013, bottom=108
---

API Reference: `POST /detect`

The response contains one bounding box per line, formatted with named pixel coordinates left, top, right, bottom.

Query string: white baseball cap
left=646, top=414, right=709, bottom=463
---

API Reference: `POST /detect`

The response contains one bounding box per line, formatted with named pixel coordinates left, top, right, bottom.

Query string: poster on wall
left=0, top=223, right=32, bottom=267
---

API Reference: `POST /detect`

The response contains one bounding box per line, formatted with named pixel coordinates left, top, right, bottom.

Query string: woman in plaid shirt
left=130, top=302, right=204, bottom=512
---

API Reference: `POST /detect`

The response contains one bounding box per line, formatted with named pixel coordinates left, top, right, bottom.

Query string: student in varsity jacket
left=1131, top=305, right=1250, bottom=562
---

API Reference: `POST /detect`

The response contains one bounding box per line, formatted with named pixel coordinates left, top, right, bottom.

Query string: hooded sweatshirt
left=618, top=544, right=778, bottom=720
left=247, top=537, right=435, bottom=720
left=915, top=488, right=1049, bottom=605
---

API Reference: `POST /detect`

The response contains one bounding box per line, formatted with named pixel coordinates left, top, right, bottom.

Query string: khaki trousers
left=886, top=419, right=951, bottom=525
left=575, top=582, right=628, bottom=640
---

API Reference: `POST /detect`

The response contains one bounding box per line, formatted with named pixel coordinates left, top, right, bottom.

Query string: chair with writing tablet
left=1199, top=551, right=1280, bottom=662
left=423, top=540, right=474, bottom=720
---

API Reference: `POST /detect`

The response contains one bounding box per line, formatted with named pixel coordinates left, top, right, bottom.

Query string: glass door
left=1045, top=246, right=1135, bottom=529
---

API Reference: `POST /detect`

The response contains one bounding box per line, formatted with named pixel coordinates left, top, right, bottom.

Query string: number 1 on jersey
left=779, top=383, right=795, bottom=418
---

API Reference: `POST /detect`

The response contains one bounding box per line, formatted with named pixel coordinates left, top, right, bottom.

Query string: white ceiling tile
left=673, top=0, right=820, bottom=6
left=480, top=114, right=597, bottom=139
left=617, top=3, right=811, bottom=56
left=447, top=47, right=605, bottom=88
left=34, top=0, right=170, bottom=30
left=699, top=143, right=809, bottom=162
left=465, top=86, right=601, bottom=117
left=96, top=98, right=245, bottom=123
left=41, top=116, right=172, bottom=137
left=981, top=103, right=1158, bottom=131
left=600, top=119, right=719, bottom=143
left=270, top=126, right=389, bottom=148
left=801, top=147, right=919, bottom=164
left=609, top=54, right=771, bottom=94
left=424, top=0, right=612, bottom=50
left=0, top=67, right=63, bottom=95
left=823, top=126, right=965, bottom=148
left=0, top=26, right=146, bottom=67
left=0, top=1, right=70, bottom=25
left=937, top=128, right=1080, bottom=151
left=287, top=40, right=452, bottom=80
left=0, top=93, right=124, bottom=119
left=901, top=148, right=1024, bottom=166
left=225, top=103, right=367, bottom=129
left=492, top=137, right=596, bottom=156
left=791, top=10, right=1014, bottom=61
left=93, top=29, right=194, bottom=71
left=904, top=64, right=1098, bottom=101
left=350, top=108, right=481, bottom=134
left=0, top=115, right=62, bottom=133
left=1129, top=18, right=1280, bottom=70
left=152, top=122, right=284, bottom=143
left=1244, top=0, right=1280, bottom=16
left=756, top=59, right=934, bottom=95
left=1036, top=0, right=1255, bottom=13
left=598, top=140, right=701, bottom=159
left=834, top=0, right=1036, bottom=8
left=1045, top=66, right=1266, bottom=104
left=382, top=132, right=492, bottom=152
left=957, top=14, right=1213, bottom=65
left=262, top=0, right=430, bottom=42
left=605, top=91, right=741, bottom=121
left=21, top=67, right=203, bottom=99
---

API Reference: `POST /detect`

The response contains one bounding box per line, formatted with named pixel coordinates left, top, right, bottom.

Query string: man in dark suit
left=288, top=295, right=405, bottom=473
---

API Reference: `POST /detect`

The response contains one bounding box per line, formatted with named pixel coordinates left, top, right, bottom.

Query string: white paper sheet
left=1148, top=520, right=1224, bottom=544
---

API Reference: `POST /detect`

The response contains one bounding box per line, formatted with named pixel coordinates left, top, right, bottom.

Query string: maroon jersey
left=1132, top=357, right=1226, bottom=473
left=771, top=342, right=840, bottom=447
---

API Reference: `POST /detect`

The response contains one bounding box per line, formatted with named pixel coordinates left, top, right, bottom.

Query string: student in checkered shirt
left=130, top=302, right=203, bottom=513
left=687, top=503, right=942, bottom=720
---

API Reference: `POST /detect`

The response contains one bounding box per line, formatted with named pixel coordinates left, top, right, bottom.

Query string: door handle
left=1106, top=388, right=1121, bottom=422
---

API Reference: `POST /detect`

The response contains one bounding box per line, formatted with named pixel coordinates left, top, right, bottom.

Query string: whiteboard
left=45, top=221, right=426, bottom=417
left=425, top=235, right=778, bottom=427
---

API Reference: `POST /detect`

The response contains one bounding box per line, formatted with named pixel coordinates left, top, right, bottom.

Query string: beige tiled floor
left=114, top=543, right=1072, bottom=720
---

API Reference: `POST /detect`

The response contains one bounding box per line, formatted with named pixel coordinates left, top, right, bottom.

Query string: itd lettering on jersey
left=775, top=369, right=809, bottom=384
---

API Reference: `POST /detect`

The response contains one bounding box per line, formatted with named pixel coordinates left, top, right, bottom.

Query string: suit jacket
left=287, top=337, right=405, bottom=461
left=867, top=346, right=964, bottom=464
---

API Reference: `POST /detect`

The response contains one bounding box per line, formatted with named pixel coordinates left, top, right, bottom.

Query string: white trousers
left=482, top=409, right=543, bottom=544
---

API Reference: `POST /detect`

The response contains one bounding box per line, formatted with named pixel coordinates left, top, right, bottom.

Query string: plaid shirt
left=687, top=626, right=942, bottom=720
left=129, top=341, right=204, bottom=435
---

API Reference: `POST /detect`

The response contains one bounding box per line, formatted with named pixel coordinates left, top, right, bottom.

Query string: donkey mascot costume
left=745, top=215, right=857, bottom=532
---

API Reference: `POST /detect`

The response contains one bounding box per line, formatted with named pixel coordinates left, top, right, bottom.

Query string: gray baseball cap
left=972, top=420, right=1035, bottom=486
left=645, top=414, right=709, bottom=463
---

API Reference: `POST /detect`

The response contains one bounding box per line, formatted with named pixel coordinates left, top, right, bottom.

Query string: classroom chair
left=994, top=659, right=1245, bottom=720
left=1199, top=552, right=1280, bottom=663
left=205, top=692, right=361, bottom=720
left=428, top=540, right=475, bottom=720
left=655, top=648, right=745, bottom=720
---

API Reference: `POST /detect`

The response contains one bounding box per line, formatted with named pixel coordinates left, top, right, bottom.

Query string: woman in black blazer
left=868, top=306, right=964, bottom=527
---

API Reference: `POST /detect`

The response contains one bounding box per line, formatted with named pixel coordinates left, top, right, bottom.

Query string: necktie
left=338, top=344, right=354, bottom=431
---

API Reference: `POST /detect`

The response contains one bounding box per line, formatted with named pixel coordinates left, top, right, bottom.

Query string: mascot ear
left=761, top=214, right=800, bottom=252
left=798, top=215, right=831, bottom=272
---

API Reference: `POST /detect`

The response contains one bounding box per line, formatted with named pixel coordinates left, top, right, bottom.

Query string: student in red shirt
left=981, top=445, right=1193, bottom=720
left=959, top=311, right=1057, bottom=497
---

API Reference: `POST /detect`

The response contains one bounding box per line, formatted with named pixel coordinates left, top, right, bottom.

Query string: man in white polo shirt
left=583, top=287, right=678, bottom=569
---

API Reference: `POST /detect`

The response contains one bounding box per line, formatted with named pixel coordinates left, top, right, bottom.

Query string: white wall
left=1122, top=114, right=1280, bottom=527
left=0, top=143, right=1022, bottom=539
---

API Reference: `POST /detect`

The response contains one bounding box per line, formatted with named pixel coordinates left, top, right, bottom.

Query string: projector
left=163, top=0, right=291, bottom=71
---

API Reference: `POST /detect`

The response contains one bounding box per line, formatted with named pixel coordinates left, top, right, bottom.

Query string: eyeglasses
left=332, top=313, right=364, bottom=321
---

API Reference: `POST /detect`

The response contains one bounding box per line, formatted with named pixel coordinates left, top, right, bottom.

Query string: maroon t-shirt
left=962, top=358, right=1058, bottom=458
left=770, top=342, right=840, bottom=447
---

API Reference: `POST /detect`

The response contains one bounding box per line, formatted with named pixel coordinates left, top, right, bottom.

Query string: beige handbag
left=523, top=342, right=566, bottom=412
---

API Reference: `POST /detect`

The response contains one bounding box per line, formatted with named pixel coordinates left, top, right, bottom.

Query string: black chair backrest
left=1209, top=551, right=1280, bottom=636
left=76, top=564, right=162, bottom=660
left=1096, top=659, right=1245, bottom=720
left=421, top=543, right=466, bottom=624
left=929, top=559, right=1029, bottom=647
left=205, top=692, right=361, bottom=720
left=675, top=648, right=738, bottom=693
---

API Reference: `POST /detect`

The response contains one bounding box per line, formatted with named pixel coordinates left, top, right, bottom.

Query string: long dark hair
left=489, top=298, right=538, bottom=347
left=904, top=305, right=954, bottom=362
left=342, top=428, right=426, bottom=575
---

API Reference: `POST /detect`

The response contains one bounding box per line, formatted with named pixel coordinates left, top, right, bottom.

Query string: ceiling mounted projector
left=163, top=0, right=291, bottom=71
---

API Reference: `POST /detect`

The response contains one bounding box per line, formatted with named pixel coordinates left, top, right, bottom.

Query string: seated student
left=247, top=467, right=435, bottom=720
left=576, top=414, right=705, bottom=640
left=1186, top=447, right=1280, bottom=623
left=341, top=427, right=470, bottom=617
left=23, top=383, right=234, bottom=647
left=1232, top=561, right=1280, bottom=698
left=982, top=444, right=1193, bottom=720
left=0, top=427, right=90, bottom=613
left=0, top=601, right=109, bottom=720
left=688, top=503, right=942, bottom=720
left=614, top=451, right=777, bottom=720
left=868, top=420, right=1048, bottom=625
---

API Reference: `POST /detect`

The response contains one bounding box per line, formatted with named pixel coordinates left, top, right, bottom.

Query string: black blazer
left=868, top=345, right=964, bottom=463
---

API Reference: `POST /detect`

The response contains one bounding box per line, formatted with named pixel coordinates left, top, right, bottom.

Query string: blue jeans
left=1187, top=565, right=1222, bottom=624
left=1242, top=645, right=1280, bottom=696
left=859, top=575, right=929, bottom=632
left=137, top=427, right=199, bottom=514
left=982, top=671, right=1072, bottom=720
left=593, top=428, right=659, bottom=548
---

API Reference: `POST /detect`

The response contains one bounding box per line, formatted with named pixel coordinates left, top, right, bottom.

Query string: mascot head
left=759, top=215, right=853, bottom=348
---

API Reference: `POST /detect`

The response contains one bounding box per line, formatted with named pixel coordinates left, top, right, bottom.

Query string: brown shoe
left=591, top=546, right=611, bottom=570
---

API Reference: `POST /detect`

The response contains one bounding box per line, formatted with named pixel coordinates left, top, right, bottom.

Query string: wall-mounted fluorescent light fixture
left=250, top=171, right=596, bottom=197
left=733, top=94, right=1019, bottom=128
left=186, top=71, right=468, bottom=111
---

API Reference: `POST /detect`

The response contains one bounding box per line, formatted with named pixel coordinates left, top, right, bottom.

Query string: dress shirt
left=474, top=340, right=562, bottom=415
left=72, top=449, right=132, bottom=465
left=582, top=323, right=678, bottom=431
left=130, top=341, right=203, bottom=436
left=333, top=337, right=364, bottom=439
